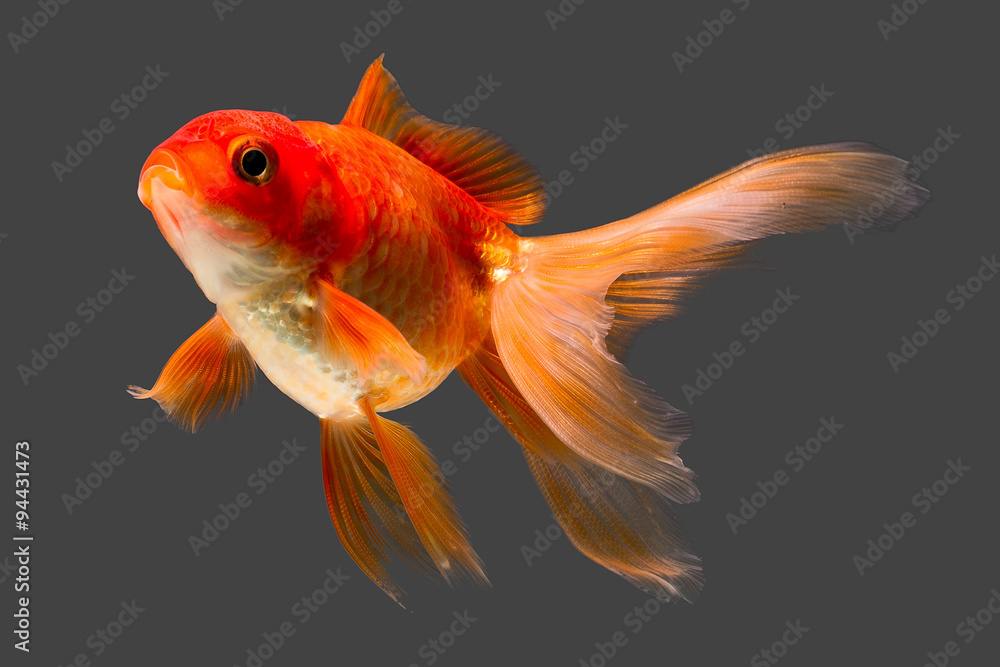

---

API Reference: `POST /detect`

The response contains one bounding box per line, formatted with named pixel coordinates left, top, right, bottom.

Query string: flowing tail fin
left=459, top=338, right=703, bottom=600
left=479, top=143, right=929, bottom=599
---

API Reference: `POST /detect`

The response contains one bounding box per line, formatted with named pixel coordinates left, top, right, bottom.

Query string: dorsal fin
left=342, top=55, right=545, bottom=225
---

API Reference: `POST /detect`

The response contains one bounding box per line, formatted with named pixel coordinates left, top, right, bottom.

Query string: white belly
left=217, top=279, right=449, bottom=419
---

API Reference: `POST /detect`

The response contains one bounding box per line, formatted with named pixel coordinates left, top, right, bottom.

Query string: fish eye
left=232, top=139, right=277, bottom=186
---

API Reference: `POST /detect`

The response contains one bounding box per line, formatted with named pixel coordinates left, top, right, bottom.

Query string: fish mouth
left=138, top=148, right=193, bottom=208
left=138, top=147, right=197, bottom=268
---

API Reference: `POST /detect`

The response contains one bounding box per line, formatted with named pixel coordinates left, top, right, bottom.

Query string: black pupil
left=241, top=149, right=268, bottom=177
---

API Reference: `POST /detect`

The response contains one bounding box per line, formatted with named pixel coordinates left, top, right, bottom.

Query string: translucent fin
left=598, top=142, right=930, bottom=358
left=459, top=336, right=702, bottom=601
left=523, top=450, right=703, bottom=602
left=320, top=418, right=438, bottom=604
left=128, top=313, right=256, bottom=432
left=604, top=243, right=761, bottom=362
left=490, top=143, right=929, bottom=498
left=491, top=270, right=698, bottom=502
left=314, top=276, right=426, bottom=384
left=342, top=55, right=545, bottom=225
left=358, top=397, right=489, bottom=588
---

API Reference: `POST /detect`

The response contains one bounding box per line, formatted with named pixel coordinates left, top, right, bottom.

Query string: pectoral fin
left=128, top=312, right=256, bottom=432
left=314, top=277, right=426, bottom=385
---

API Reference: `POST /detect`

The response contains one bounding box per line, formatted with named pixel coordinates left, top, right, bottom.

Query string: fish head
left=138, top=110, right=355, bottom=302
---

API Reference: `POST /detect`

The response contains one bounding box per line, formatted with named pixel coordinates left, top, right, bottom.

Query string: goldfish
left=132, top=55, right=929, bottom=603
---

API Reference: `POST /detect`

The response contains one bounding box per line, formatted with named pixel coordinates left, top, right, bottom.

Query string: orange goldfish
left=132, top=56, right=929, bottom=603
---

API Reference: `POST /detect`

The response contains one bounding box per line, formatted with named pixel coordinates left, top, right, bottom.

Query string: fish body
left=133, top=56, right=929, bottom=603
left=216, top=121, right=514, bottom=418
left=142, top=113, right=515, bottom=420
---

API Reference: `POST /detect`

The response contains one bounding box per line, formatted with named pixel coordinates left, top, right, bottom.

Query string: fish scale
left=307, top=123, right=502, bottom=384
left=213, top=121, right=508, bottom=418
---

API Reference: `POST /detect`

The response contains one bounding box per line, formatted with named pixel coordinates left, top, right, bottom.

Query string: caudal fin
left=484, top=143, right=929, bottom=597
left=459, top=337, right=703, bottom=601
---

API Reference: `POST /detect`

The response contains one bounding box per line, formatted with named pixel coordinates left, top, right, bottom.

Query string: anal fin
left=320, top=418, right=437, bottom=604
left=359, top=397, right=488, bottom=588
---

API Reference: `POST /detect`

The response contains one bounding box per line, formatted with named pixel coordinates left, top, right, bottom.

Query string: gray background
left=4, top=0, right=998, bottom=665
